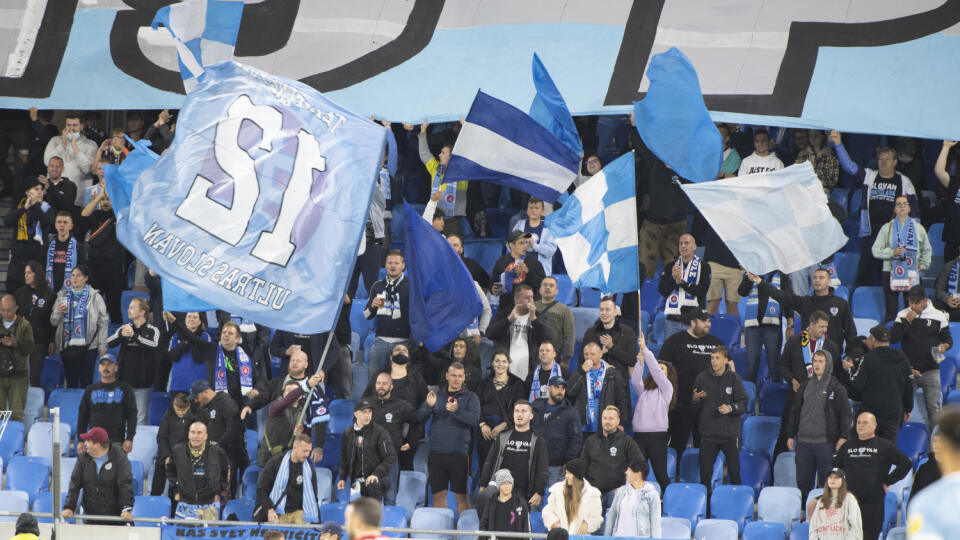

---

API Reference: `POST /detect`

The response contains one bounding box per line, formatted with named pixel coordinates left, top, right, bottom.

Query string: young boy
left=511, top=197, right=557, bottom=275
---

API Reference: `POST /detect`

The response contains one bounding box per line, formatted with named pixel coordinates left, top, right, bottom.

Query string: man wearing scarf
left=255, top=434, right=320, bottom=524
left=166, top=420, right=230, bottom=520
left=364, top=250, right=411, bottom=374
left=659, top=234, right=712, bottom=340
left=785, top=349, right=853, bottom=502
left=3, top=179, right=52, bottom=293
left=566, top=342, right=631, bottom=432
left=43, top=211, right=85, bottom=294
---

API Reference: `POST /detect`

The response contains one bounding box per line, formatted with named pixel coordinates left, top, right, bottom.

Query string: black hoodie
left=692, top=366, right=749, bottom=442
left=851, top=345, right=913, bottom=419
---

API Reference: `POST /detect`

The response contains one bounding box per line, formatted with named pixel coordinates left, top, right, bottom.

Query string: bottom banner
left=161, top=524, right=323, bottom=540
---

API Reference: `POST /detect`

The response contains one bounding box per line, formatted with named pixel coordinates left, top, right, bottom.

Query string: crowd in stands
left=3, top=108, right=960, bottom=539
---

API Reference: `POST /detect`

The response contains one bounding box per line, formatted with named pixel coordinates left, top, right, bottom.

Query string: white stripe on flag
left=455, top=122, right=578, bottom=192
left=169, top=1, right=207, bottom=42
left=555, top=233, right=592, bottom=281
left=604, top=198, right=637, bottom=251
left=576, top=169, right=607, bottom=224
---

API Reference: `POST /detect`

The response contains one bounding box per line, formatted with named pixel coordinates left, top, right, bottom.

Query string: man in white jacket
left=43, top=111, right=97, bottom=206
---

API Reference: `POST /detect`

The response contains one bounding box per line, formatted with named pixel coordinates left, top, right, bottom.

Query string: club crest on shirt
left=105, top=462, right=112, bottom=470
left=296, top=475, right=303, bottom=485
left=385, top=413, right=393, bottom=423
left=210, top=409, right=216, bottom=419
left=830, top=307, right=838, bottom=316
left=610, top=447, right=617, bottom=456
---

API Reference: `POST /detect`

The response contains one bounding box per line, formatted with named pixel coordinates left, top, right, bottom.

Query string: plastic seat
left=886, top=527, right=906, bottom=540
left=942, top=359, right=957, bottom=399
left=319, top=432, right=343, bottom=470
left=529, top=510, right=546, bottom=534
left=129, top=425, right=159, bottom=468
left=245, top=429, right=258, bottom=466
left=883, top=490, right=899, bottom=539
left=710, top=484, right=755, bottom=533
left=677, top=448, right=723, bottom=487
left=652, top=311, right=666, bottom=343
left=743, top=520, right=788, bottom=540
left=23, top=387, right=44, bottom=432
left=132, top=495, right=171, bottom=526
left=315, top=466, right=333, bottom=506
left=640, top=277, right=663, bottom=314
left=58, top=457, right=76, bottom=493
left=120, top=290, right=150, bottom=324
left=929, top=223, right=946, bottom=256
left=789, top=522, right=809, bottom=540
left=897, top=422, right=928, bottom=467
left=410, top=507, right=455, bottom=540
left=463, top=238, right=504, bottom=273
left=383, top=505, right=409, bottom=537
left=396, top=470, right=427, bottom=520
left=47, top=388, right=85, bottom=435
left=758, top=384, right=789, bottom=417
left=241, top=466, right=259, bottom=499
left=484, top=208, right=516, bottom=240
left=854, top=318, right=879, bottom=338
left=350, top=302, right=374, bottom=341
left=6, top=455, right=50, bottom=504
left=26, top=422, right=71, bottom=460
left=743, top=381, right=757, bottom=415
left=130, top=459, right=144, bottom=496
left=740, top=450, right=772, bottom=498
left=660, top=516, right=692, bottom=539
left=852, top=286, right=884, bottom=322
left=773, top=452, right=797, bottom=488
left=833, top=252, right=860, bottom=288
left=694, top=518, right=740, bottom=540
left=663, top=482, right=707, bottom=529
left=222, top=497, right=253, bottom=521
left=578, top=288, right=602, bottom=308
left=0, top=490, right=29, bottom=522
left=552, top=274, right=575, bottom=306
left=571, top=307, right=595, bottom=343
left=148, top=392, right=171, bottom=426
left=757, top=486, right=802, bottom=531
left=321, top=502, right=347, bottom=523
left=710, top=315, right=741, bottom=348
left=0, top=421, right=24, bottom=470
left=327, top=399, right=357, bottom=433
left=947, top=389, right=960, bottom=407
left=743, top=416, right=781, bottom=461
left=32, top=491, right=68, bottom=524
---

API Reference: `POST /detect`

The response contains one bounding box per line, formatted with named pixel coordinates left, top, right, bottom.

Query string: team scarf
left=304, top=386, right=331, bottom=428
left=585, top=362, right=607, bottom=432
left=379, top=275, right=404, bottom=320
left=890, top=217, right=919, bottom=291
left=64, top=285, right=90, bottom=347
left=664, top=255, right=701, bottom=316
left=15, top=199, right=48, bottom=242
left=268, top=451, right=319, bottom=523
left=800, top=330, right=824, bottom=377
left=744, top=272, right=781, bottom=327
left=528, top=362, right=561, bottom=401
left=213, top=344, right=253, bottom=396
left=46, top=235, right=77, bottom=290
left=948, top=261, right=960, bottom=296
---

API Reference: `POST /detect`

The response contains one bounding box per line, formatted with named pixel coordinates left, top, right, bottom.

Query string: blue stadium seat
left=852, top=286, right=884, bottom=322
left=529, top=510, right=546, bottom=533
left=571, top=307, right=596, bottom=343
left=485, top=209, right=517, bottom=240
left=694, top=518, right=740, bottom=540
left=327, top=399, right=357, bottom=433
left=0, top=490, right=29, bottom=521
left=743, top=381, right=757, bottom=415
left=6, top=456, right=50, bottom=504
left=353, top=363, right=370, bottom=398
left=743, top=520, right=788, bottom=540
left=133, top=495, right=171, bottom=526
left=789, top=522, right=809, bottom=540
left=350, top=302, right=374, bottom=340
left=148, top=392, right=171, bottom=426
left=26, top=422, right=70, bottom=460
left=579, top=288, right=602, bottom=308
left=710, top=314, right=741, bottom=348
left=381, top=505, right=409, bottom=537
left=897, top=422, right=928, bottom=468
left=241, top=466, right=259, bottom=499
left=463, top=239, right=503, bottom=274
left=314, top=466, right=333, bottom=506
left=47, top=388, right=84, bottom=435
left=883, top=490, right=899, bottom=539
left=396, top=470, right=427, bottom=519
left=32, top=491, right=68, bottom=523
left=411, top=507, right=456, bottom=540
left=828, top=188, right=848, bottom=211
left=833, top=285, right=850, bottom=302
left=743, top=416, right=781, bottom=462
left=945, top=389, right=960, bottom=407
left=652, top=312, right=666, bottom=343
left=55, top=457, right=76, bottom=494
left=710, top=484, right=754, bottom=533
left=941, top=360, right=957, bottom=400
left=454, top=509, right=478, bottom=540
left=130, top=459, right=144, bottom=496
left=0, top=421, right=24, bottom=470
left=321, top=502, right=347, bottom=523
left=833, top=252, right=860, bottom=289
left=854, top=317, right=878, bottom=338
left=552, top=274, right=575, bottom=306
left=24, top=387, right=44, bottom=432
left=773, top=452, right=797, bottom=488
left=246, top=429, right=258, bottom=466
left=222, top=498, right=253, bottom=521
left=677, top=449, right=723, bottom=488
left=640, top=277, right=663, bottom=314
left=740, top=450, right=771, bottom=498
left=757, top=486, right=802, bottom=531
left=129, top=425, right=159, bottom=470
left=840, top=220, right=860, bottom=252
left=319, top=432, right=343, bottom=470
left=663, top=482, right=707, bottom=529
left=660, top=516, right=692, bottom=539
left=758, top=383, right=789, bottom=417
left=929, top=223, right=946, bottom=256
left=849, top=190, right=862, bottom=215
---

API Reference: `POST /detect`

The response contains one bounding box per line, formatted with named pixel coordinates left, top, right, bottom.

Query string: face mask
left=391, top=354, right=409, bottom=365
left=69, top=132, right=80, bottom=141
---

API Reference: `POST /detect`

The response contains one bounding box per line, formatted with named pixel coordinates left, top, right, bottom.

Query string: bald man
left=659, top=234, right=712, bottom=339
left=0, top=294, right=35, bottom=421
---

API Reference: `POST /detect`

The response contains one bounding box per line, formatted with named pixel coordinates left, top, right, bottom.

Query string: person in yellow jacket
left=403, top=119, right=468, bottom=236
left=11, top=513, right=39, bottom=540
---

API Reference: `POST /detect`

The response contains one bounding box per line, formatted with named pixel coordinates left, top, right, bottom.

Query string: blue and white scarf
left=377, top=275, right=404, bottom=320
left=528, top=362, right=561, bottom=401
left=800, top=330, right=824, bottom=379
left=214, top=344, right=253, bottom=396
left=585, top=362, right=606, bottom=432
left=269, top=451, right=318, bottom=523
left=948, top=261, right=960, bottom=297
left=664, top=255, right=701, bottom=316
left=64, top=285, right=90, bottom=347
left=46, top=236, right=77, bottom=290
left=304, top=387, right=330, bottom=428
left=890, top=218, right=919, bottom=291
left=744, top=272, right=781, bottom=327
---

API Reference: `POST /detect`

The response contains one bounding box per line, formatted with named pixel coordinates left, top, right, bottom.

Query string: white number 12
left=175, top=95, right=325, bottom=267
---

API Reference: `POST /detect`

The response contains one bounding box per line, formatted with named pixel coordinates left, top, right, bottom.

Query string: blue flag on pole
left=104, top=61, right=386, bottom=333
left=530, top=53, right=583, bottom=156
left=402, top=204, right=483, bottom=352
left=446, top=91, right=580, bottom=203
left=632, top=47, right=722, bottom=183
left=546, top=152, right=639, bottom=294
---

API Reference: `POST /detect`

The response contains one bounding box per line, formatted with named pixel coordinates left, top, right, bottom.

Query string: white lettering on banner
left=174, top=95, right=328, bottom=267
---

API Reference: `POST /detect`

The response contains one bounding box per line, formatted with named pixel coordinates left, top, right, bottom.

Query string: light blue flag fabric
left=530, top=53, right=583, bottom=156
left=402, top=204, right=482, bottom=352
left=546, top=152, right=639, bottom=294
left=632, top=47, right=722, bottom=183
left=104, top=61, right=386, bottom=333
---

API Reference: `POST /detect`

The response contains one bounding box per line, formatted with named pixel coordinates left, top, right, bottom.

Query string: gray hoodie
left=798, top=350, right=834, bottom=443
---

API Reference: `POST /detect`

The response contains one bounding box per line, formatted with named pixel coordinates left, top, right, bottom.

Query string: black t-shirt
left=51, top=239, right=70, bottom=293
left=499, top=430, right=533, bottom=495
left=867, top=173, right=905, bottom=230
left=284, top=461, right=304, bottom=513
left=658, top=331, right=724, bottom=407
left=351, top=428, right=365, bottom=478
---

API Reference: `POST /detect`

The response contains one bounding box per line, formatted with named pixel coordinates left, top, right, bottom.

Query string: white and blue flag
left=151, top=0, right=244, bottom=93
left=681, top=162, right=847, bottom=275
left=445, top=90, right=580, bottom=203
left=104, top=61, right=386, bottom=333
left=546, top=152, right=639, bottom=294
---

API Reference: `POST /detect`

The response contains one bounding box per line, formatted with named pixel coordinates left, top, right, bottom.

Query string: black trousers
left=634, top=431, right=670, bottom=487
left=856, top=233, right=883, bottom=287
left=88, top=256, right=124, bottom=324
left=61, top=346, right=95, bottom=389
left=859, top=499, right=884, bottom=540
left=347, top=242, right=382, bottom=299
left=876, top=414, right=903, bottom=445
left=881, top=271, right=906, bottom=323
left=668, top=407, right=700, bottom=456
left=29, top=341, right=47, bottom=387
left=700, top=438, right=739, bottom=503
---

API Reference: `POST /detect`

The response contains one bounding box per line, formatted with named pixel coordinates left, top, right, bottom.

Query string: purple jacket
left=631, top=347, right=673, bottom=433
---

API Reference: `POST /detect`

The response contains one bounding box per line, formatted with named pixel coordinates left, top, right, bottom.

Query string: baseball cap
left=827, top=467, right=845, bottom=480
left=548, top=376, right=566, bottom=387
left=869, top=324, right=890, bottom=342
left=187, top=379, right=211, bottom=401
left=79, top=427, right=109, bottom=444
left=319, top=521, right=344, bottom=537
left=681, top=306, right=710, bottom=323
left=507, top=230, right=532, bottom=244
left=98, top=353, right=118, bottom=365
left=354, top=398, right=375, bottom=412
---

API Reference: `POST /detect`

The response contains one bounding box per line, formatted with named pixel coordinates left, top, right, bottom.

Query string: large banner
left=161, top=524, right=322, bottom=540
left=2, top=1, right=960, bottom=138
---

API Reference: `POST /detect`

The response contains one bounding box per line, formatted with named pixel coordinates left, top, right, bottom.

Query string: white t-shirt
left=738, top=152, right=784, bottom=176
left=509, top=315, right=531, bottom=381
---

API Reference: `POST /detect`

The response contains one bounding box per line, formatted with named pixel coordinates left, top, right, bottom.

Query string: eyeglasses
left=895, top=202, right=910, bottom=207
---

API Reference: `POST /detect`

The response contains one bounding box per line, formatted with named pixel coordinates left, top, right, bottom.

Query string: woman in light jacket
left=809, top=467, right=862, bottom=540
left=872, top=194, right=932, bottom=322
left=604, top=460, right=661, bottom=538
left=541, top=458, right=603, bottom=535
left=631, top=331, right=677, bottom=487
left=50, top=265, right=109, bottom=388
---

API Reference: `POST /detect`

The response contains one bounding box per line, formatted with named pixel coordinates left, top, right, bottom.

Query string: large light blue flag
left=151, top=0, right=244, bottom=93
left=530, top=53, right=583, bottom=156
left=105, top=61, right=386, bottom=333
left=681, top=162, right=847, bottom=275
left=546, top=152, right=639, bottom=294
left=633, top=47, right=722, bottom=183
left=446, top=90, right=580, bottom=203
left=402, top=204, right=482, bottom=352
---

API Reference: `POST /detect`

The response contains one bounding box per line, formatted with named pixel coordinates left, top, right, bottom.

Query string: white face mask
left=68, top=132, right=80, bottom=141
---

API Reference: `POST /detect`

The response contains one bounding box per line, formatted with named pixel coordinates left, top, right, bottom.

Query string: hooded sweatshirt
left=798, top=350, right=833, bottom=443
left=791, top=350, right=852, bottom=445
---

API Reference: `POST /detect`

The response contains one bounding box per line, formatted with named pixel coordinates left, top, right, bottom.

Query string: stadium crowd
left=2, top=108, right=960, bottom=539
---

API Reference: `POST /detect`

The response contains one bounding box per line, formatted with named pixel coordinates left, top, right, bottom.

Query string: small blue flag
left=402, top=204, right=483, bottom=352
left=632, top=47, right=722, bottom=182
left=530, top=53, right=583, bottom=156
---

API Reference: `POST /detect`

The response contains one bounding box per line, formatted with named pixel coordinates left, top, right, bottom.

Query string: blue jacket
left=416, top=386, right=480, bottom=455
left=531, top=398, right=582, bottom=466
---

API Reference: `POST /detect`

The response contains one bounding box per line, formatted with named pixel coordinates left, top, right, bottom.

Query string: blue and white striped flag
left=151, top=0, right=244, bottom=93
left=446, top=90, right=580, bottom=203
left=546, top=152, right=639, bottom=294
left=681, top=162, right=847, bottom=275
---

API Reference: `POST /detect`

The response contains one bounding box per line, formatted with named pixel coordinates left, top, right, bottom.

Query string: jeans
left=663, top=319, right=686, bottom=342
left=745, top=325, right=782, bottom=384
left=384, top=461, right=399, bottom=506
left=369, top=337, right=403, bottom=375
left=134, top=387, right=152, bottom=426
left=917, top=369, right=942, bottom=427
left=795, top=441, right=834, bottom=503
left=547, top=466, right=564, bottom=488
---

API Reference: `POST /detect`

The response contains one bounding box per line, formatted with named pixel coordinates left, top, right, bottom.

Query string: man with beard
left=166, top=421, right=230, bottom=520
left=369, top=372, right=417, bottom=506
left=531, top=376, right=582, bottom=486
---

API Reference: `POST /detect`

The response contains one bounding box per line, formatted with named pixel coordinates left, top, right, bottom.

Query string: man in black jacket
left=152, top=394, right=199, bottom=497
left=255, top=434, right=320, bottom=524
left=847, top=325, right=913, bottom=444
left=487, top=284, right=547, bottom=383
left=692, top=346, right=748, bottom=501
left=62, top=427, right=134, bottom=525
left=166, top=420, right=230, bottom=520
left=760, top=267, right=857, bottom=353
left=580, top=297, right=638, bottom=383
left=581, top=405, right=643, bottom=510
left=77, top=353, right=137, bottom=453
left=337, top=398, right=397, bottom=502
left=364, top=250, right=411, bottom=375
left=491, top=231, right=546, bottom=316
left=532, top=377, right=582, bottom=487
left=834, top=411, right=913, bottom=540
left=479, top=400, right=549, bottom=511
left=189, top=379, right=244, bottom=497
left=369, top=372, right=418, bottom=506
left=566, top=342, right=630, bottom=431
left=108, top=297, right=160, bottom=426
left=786, top=350, right=852, bottom=502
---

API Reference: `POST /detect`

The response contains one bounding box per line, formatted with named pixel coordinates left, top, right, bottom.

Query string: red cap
left=79, top=427, right=109, bottom=444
